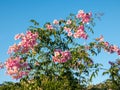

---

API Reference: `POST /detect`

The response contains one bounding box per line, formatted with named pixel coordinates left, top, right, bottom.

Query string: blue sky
left=0, top=0, right=120, bottom=84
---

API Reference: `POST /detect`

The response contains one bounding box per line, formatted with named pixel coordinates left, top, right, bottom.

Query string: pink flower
left=107, top=45, right=119, bottom=54
left=81, top=33, right=88, bottom=39
left=7, top=44, right=21, bottom=54
left=53, top=19, right=59, bottom=25
left=12, top=71, right=29, bottom=79
left=108, top=45, right=115, bottom=53
left=5, top=57, right=21, bottom=69
left=64, top=27, right=71, bottom=32
left=8, top=31, right=38, bottom=54
left=117, top=49, right=120, bottom=55
left=82, top=13, right=92, bottom=23
left=18, top=31, right=38, bottom=53
left=66, top=20, right=72, bottom=24
left=68, top=31, right=73, bottom=36
left=14, top=33, right=24, bottom=40
left=76, top=10, right=92, bottom=23
left=73, top=25, right=87, bottom=39
left=61, top=58, right=67, bottom=63
left=64, top=26, right=72, bottom=37
left=54, top=51, right=60, bottom=57
left=78, top=25, right=84, bottom=31
left=76, top=10, right=85, bottom=18
left=53, top=49, right=71, bottom=63
left=54, top=49, right=62, bottom=56
left=112, top=45, right=119, bottom=52
left=5, top=57, right=30, bottom=79
left=99, top=35, right=104, bottom=42
left=62, top=50, right=71, bottom=60
left=46, top=24, right=53, bottom=30
left=103, top=42, right=109, bottom=47
left=73, top=33, right=78, bottom=38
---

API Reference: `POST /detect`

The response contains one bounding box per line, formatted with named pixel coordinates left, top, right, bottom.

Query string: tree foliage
left=0, top=10, right=120, bottom=90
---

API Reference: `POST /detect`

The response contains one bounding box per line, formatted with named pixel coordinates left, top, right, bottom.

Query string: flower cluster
left=64, top=25, right=87, bottom=39
left=5, top=56, right=30, bottom=79
left=45, top=10, right=91, bottom=39
left=52, top=49, right=71, bottom=63
left=64, top=10, right=92, bottom=39
left=8, top=31, right=38, bottom=54
left=73, top=25, right=87, bottom=39
left=97, top=35, right=120, bottom=55
left=76, top=10, right=92, bottom=23
left=6, top=31, right=38, bottom=79
left=64, top=27, right=72, bottom=36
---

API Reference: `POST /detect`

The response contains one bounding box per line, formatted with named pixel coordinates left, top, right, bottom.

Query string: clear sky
left=0, top=0, right=120, bottom=84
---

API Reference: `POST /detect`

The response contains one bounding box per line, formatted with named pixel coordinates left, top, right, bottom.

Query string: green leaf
left=30, top=19, right=39, bottom=26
